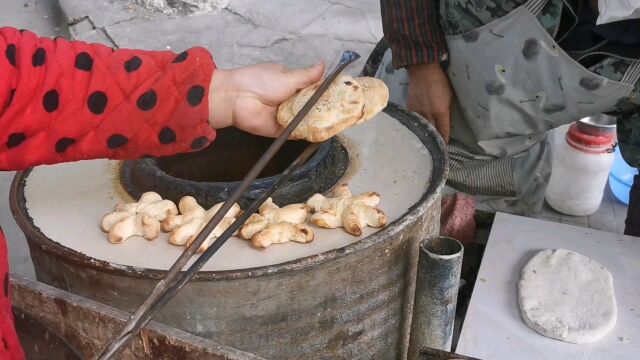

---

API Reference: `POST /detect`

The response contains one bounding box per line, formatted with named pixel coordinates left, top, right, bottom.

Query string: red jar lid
left=566, top=123, right=614, bottom=148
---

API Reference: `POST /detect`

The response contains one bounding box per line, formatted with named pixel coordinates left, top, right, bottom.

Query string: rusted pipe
left=408, top=236, right=463, bottom=359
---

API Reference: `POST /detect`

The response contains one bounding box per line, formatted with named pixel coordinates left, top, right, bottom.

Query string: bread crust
left=355, top=77, right=389, bottom=124
left=277, top=75, right=366, bottom=142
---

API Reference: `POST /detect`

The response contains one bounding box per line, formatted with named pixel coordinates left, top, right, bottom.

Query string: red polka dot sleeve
left=0, top=27, right=216, bottom=170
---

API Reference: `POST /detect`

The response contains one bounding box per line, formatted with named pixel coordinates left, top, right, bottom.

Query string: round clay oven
left=120, top=127, right=349, bottom=208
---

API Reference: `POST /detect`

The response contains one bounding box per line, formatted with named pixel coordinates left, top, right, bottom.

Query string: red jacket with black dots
left=0, top=26, right=216, bottom=170
left=0, top=26, right=217, bottom=359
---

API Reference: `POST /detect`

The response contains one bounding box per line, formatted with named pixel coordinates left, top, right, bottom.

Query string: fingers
left=221, top=61, right=325, bottom=139
left=245, top=113, right=285, bottom=138
left=434, top=107, right=451, bottom=143
left=285, top=62, right=325, bottom=90
left=407, top=96, right=450, bottom=143
left=408, top=104, right=451, bottom=144
left=429, top=100, right=452, bottom=143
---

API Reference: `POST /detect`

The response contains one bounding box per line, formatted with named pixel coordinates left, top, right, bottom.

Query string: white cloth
left=597, top=0, right=640, bottom=25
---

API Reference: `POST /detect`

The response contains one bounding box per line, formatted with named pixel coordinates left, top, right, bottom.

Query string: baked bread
left=355, top=77, right=389, bottom=124
left=101, top=192, right=178, bottom=244
left=277, top=75, right=388, bottom=142
left=307, top=184, right=387, bottom=236
left=238, top=198, right=314, bottom=248
left=162, top=196, right=241, bottom=253
left=277, top=75, right=365, bottom=142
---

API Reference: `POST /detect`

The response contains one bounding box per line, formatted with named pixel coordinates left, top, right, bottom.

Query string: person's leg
left=624, top=174, right=640, bottom=236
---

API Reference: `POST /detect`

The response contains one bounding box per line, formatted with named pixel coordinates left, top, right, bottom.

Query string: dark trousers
left=625, top=175, right=640, bottom=236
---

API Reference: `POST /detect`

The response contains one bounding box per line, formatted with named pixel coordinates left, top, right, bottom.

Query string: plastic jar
left=545, top=122, right=615, bottom=216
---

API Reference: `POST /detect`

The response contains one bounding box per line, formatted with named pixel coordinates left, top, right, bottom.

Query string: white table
left=456, top=213, right=640, bottom=359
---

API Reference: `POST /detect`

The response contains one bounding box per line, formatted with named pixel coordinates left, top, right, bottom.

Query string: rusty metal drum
left=10, top=103, right=447, bottom=359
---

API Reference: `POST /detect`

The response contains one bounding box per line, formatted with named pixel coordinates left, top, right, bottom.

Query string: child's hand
left=209, top=62, right=325, bottom=137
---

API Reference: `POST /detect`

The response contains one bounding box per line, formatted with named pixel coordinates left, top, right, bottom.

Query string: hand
left=407, top=63, right=454, bottom=143
left=209, top=62, right=325, bottom=137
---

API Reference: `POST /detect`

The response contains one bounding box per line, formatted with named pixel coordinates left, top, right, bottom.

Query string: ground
left=0, top=0, right=630, bottom=280
left=60, top=0, right=382, bottom=75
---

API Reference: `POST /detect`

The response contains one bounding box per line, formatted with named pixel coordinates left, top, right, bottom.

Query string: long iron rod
left=95, top=50, right=360, bottom=359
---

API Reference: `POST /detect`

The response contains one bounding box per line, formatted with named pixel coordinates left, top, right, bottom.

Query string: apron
left=376, top=0, right=640, bottom=215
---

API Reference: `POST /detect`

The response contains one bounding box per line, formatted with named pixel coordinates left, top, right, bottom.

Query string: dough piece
left=238, top=198, right=313, bottom=249
left=355, top=77, right=389, bottom=124
left=162, top=196, right=241, bottom=253
left=251, top=222, right=314, bottom=249
left=307, top=184, right=387, bottom=236
left=518, top=249, right=617, bottom=344
left=277, top=75, right=365, bottom=142
left=101, top=192, right=178, bottom=244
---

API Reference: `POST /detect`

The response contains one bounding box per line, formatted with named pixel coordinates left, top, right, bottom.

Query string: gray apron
left=376, top=0, right=640, bottom=215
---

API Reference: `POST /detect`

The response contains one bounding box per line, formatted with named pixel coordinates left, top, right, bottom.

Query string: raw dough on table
left=518, top=249, right=617, bottom=344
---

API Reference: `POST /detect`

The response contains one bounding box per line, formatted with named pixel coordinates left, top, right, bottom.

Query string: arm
left=0, top=26, right=215, bottom=170
left=0, top=27, right=324, bottom=170
left=380, top=0, right=448, bottom=68
left=380, top=0, right=453, bottom=142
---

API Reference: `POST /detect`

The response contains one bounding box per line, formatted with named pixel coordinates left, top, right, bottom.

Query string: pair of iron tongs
left=94, top=50, right=361, bottom=359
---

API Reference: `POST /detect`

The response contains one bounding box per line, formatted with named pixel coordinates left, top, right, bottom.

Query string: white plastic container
left=545, top=121, right=615, bottom=216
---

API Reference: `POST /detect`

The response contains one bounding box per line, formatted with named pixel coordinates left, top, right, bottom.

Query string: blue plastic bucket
left=609, top=146, right=638, bottom=205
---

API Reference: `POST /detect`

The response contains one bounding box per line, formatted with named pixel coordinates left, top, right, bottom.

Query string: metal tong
left=94, top=50, right=361, bottom=359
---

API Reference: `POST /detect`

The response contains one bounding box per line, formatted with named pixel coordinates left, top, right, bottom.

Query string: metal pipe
left=408, top=236, right=463, bottom=359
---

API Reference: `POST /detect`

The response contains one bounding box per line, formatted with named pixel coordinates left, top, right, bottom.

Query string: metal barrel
left=408, top=236, right=463, bottom=359
left=11, top=104, right=449, bottom=359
